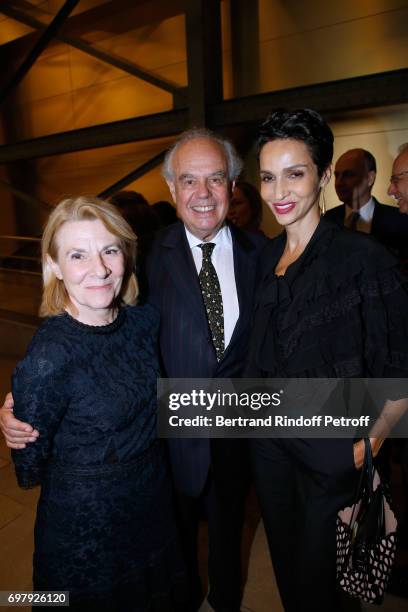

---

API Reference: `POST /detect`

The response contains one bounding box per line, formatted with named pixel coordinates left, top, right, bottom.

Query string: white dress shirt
left=345, top=197, right=375, bottom=234
left=185, top=225, right=239, bottom=349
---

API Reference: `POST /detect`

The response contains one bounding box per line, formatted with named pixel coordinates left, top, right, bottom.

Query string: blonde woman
left=11, top=197, right=185, bottom=611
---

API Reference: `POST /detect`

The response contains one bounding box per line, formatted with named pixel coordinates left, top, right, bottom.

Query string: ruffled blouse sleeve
left=245, top=222, right=408, bottom=384
left=359, top=244, right=408, bottom=380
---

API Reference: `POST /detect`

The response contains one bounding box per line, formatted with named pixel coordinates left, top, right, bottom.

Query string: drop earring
left=319, top=187, right=326, bottom=215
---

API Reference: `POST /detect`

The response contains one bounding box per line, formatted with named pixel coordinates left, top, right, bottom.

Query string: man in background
left=326, top=148, right=407, bottom=260
left=388, top=143, right=408, bottom=214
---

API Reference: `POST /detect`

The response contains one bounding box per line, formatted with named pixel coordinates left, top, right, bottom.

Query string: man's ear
left=367, top=170, right=376, bottom=188
left=166, top=180, right=177, bottom=204
left=47, top=255, right=63, bottom=280
left=230, top=180, right=236, bottom=196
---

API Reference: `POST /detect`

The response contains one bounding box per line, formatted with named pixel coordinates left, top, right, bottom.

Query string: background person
left=388, top=143, right=408, bottom=215
left=330, top=148, right=378, bottom=232
left=109, top=190, right=161, bottom=302
left=326, top=148, right=408, bottom=261
left=151, top=200, right=178, bottom=227
left=227, top=180, right=263, bottom=232
left=246, top=109, right=408, bottom=612
left=9, top=196, right=185, bottom=611
left=109, top=190, right=160, bottom=234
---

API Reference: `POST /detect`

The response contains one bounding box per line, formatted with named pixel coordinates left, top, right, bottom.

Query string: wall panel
left=258, top=7, right=408, bottom=92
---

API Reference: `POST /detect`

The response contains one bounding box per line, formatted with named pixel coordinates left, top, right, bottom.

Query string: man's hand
left=353, top=437, right=384, bottom=469
left=0, top=392, right=39, bottom=449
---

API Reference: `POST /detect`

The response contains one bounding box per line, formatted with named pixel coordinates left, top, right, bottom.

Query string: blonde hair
left=40, top=196, right=138, bottom=317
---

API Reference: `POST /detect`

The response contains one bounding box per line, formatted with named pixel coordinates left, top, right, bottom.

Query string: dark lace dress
left=11, top=305, right=186, bottom=612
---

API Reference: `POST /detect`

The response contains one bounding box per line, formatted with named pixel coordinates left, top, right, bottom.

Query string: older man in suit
left=0, top=129, right=266, bottom=612
left=326, top=148, right=408, bottom=260
left=147, top=129, right=265, bottom=612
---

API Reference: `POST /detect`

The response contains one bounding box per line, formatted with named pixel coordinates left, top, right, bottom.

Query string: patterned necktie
left=198, top=242, right=224, bottom=361
left=347, top=211, right=360, bottom=231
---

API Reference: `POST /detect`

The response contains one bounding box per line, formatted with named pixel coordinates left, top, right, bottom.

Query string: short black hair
left=151, top=201, right=178, bottom=227
left=257, top=108, right=334, bottom=178
left=109, top=190, right=149, bottom=208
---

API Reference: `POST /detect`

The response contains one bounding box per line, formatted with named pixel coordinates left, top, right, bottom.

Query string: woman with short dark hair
left=247, top=109, right=408, bottom=611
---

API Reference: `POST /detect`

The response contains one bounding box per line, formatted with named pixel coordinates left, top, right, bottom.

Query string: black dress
left=246, top=217, right=408, bottom=612
left=11, top=304, right=186, bottom=612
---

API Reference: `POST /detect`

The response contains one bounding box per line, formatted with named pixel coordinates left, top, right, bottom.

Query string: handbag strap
left=363, top=437, right=374, bottom=499
left=348, top=438, right=373, bottom=527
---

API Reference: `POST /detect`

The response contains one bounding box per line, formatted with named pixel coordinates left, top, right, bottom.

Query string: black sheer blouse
left=246, top=217, right=408, bottom=380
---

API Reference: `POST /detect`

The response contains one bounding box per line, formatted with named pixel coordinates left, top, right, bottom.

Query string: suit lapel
left=223, top=226, right=257, bottom=358
left=337, top=204, right=346, bottom=225
left=161, top=223, right=209, bottom=328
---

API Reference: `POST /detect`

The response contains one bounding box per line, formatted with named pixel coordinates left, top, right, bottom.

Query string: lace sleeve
left=11, top=334, right=69, bottom=489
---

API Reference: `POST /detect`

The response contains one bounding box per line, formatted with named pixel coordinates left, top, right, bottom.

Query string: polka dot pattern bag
left=336, top=438, right=397, bottom=604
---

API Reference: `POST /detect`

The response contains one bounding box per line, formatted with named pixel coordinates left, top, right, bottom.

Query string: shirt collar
left=345, top=197, right=375, bottom=222
left=184, top=223, right=231, bottom=249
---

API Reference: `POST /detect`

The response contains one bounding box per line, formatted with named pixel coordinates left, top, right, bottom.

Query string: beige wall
left=258, top=0, right=408, bottom=94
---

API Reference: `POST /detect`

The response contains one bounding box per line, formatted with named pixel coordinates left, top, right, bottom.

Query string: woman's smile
left=86, top=283, right=113, bottom=290
left=272, top=201, right=297, bottom=215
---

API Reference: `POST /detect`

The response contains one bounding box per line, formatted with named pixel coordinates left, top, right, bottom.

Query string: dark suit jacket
left=146, top=221, right=266, bottom=496
left=325, top=198, right=408, bottom=263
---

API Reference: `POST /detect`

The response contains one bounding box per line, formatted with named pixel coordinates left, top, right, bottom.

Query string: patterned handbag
left=336, top=438, right=398, bottom=604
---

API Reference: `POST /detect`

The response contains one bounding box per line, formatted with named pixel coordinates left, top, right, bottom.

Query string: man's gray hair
left=398, top=142, right=408, bottom=155
left=162, top=128, right=243, bottom=182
